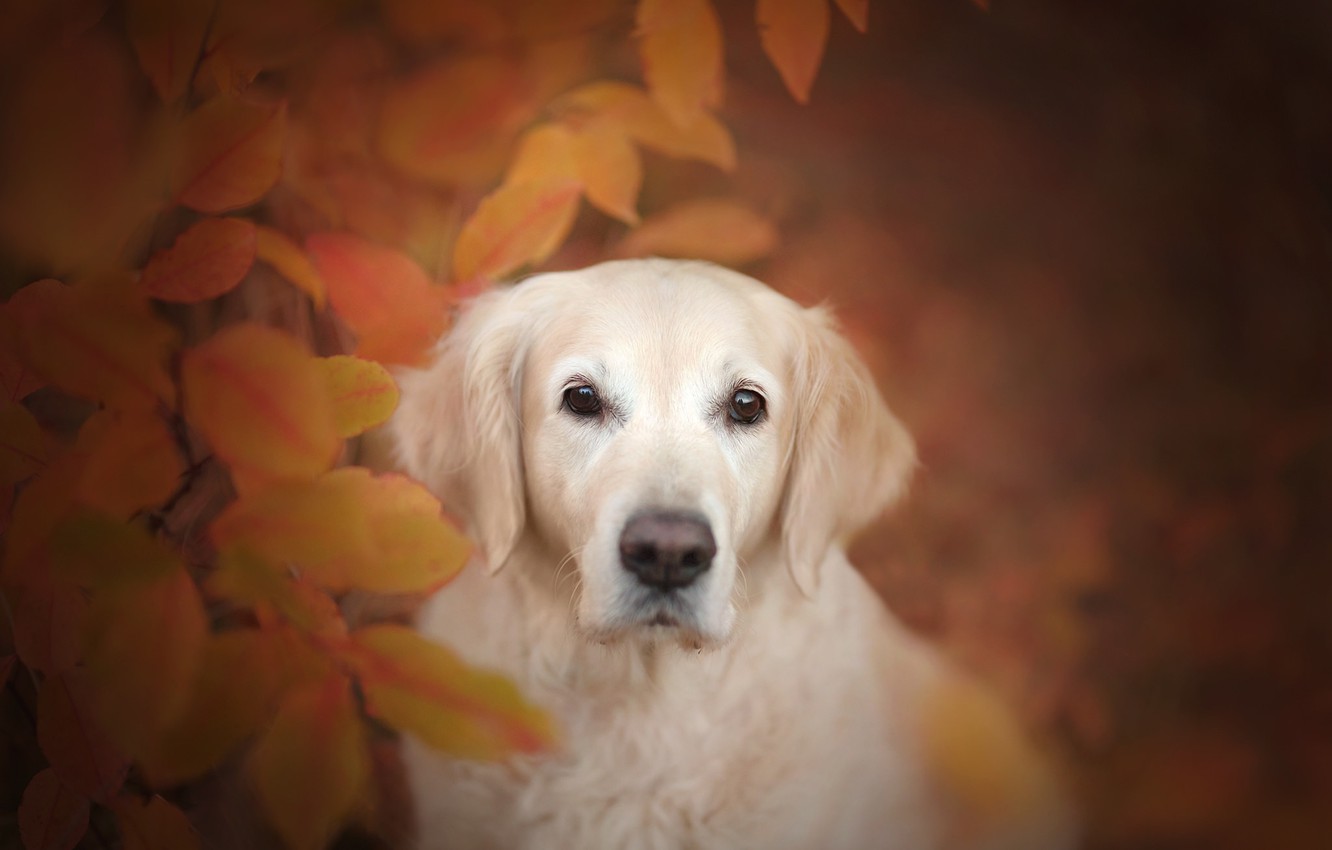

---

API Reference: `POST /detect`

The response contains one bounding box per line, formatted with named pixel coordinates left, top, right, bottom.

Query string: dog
left=389, top=259, right=1074, bottom=850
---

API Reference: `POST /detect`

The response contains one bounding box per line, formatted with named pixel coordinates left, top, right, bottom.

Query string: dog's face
left=392, top=260, right=914, bottom=649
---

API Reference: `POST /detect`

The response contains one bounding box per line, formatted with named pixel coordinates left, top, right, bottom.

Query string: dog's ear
left=780, top=306, right=916, bottom=597
left=391, top=288, right=529, bottom=574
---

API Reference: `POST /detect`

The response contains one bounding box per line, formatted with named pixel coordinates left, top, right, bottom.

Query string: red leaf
left=4, top=278, right=178, bottom=411
left=0, top=400, right=49, bottom=488
left=10, top=577, right=87, bottom=676
left=614, top=198, right=779, bottom=267
left=348, top=625, right=557, bottom=759
left=317, top=355, right=400, bottom=439
left=171, top=96, right=287, bottom=213
left=757, top=0, right=831, bottom=104
left=256, top=225, right=326, bottom=309
left=19, top=768, right=89, bottom=850
left=246, top=670, right=369, bottom=850
left=636, top=0, right=724, bottom=127
left=453, top=179, right=582, bottom=284
left=141, top=217, right=256, bottom=303
left=37, top=669, right=130, bottom=803
left=306, top=234, right=449, bottom=367
left=114, top=795, right=201, bottom=850
left=125, top=0, right=212, bottom=103
left=1, top=451, right=82, bottom=587
left=180, top=323, right=340, bottom=485
left=0, top=345, right=46, bottom=402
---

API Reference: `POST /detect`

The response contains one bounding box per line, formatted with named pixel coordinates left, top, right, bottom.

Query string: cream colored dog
left=390, top=259, right=1073, bottom=850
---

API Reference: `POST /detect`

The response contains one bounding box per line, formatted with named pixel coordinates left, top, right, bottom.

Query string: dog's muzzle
left=618, top=510, right=716, bottom=591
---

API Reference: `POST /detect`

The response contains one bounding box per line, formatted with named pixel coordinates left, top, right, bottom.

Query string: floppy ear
left=780, top=306, right=917, bottom=597
left=390, top=288, right=529, bottom=574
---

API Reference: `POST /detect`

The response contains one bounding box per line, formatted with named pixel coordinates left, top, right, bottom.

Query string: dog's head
left=392, top=259, right=914, bottom=648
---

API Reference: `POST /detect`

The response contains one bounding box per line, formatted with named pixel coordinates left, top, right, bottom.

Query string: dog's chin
left=577, top=608, right=731, bottom=653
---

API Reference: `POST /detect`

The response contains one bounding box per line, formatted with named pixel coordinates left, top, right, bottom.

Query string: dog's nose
left=619, top=511, right=716, bottom=590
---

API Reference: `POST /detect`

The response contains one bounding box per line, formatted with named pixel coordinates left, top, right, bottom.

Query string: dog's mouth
left=646, top=611, right=679, bottom=628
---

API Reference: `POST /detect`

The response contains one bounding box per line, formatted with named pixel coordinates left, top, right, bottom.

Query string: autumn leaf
left=571, top=120, right=643, bottom=225
left=453, top=179, right=582, bottom=284
left=614, top=198, right=779, bottom=266
left=636, top=0, right=724, bottom=127
left=348, top=625, right=557, bottom=760
left=0, top=346, right=46, bottom=402
left=256, top=225, right=326, bottom=308
left=139, top=629, right=289, bottom=786
left=180, top=322, right=340, bottom=484
left=555, top=81, right=736, bottom=171
left=48, top=512, right=180, bottom=588
left=74, top=408, right=184, bottom=520
left=9, top=577, right=86, bottom=676
left=317, top=356, right=400, bottom=439
left=305, top=233, right=448, bottom=367
left=126, top=0, right=212, bottom=103
left=505, top=124, right=578, bottom=186
left=1, top=452, right=82, bottom=587
left=0, top=400, right=48, bottom=488
left=211, top=468, right=470, bottom=594
left=247, top=670, right=370, bottom=850
left=18, top=768, right=89, bottom=850
left=376, top=53, right=539, bottom=186
left=37, top=669, right=130, bottom=803
left=757, top=0, right=831, bottom=104
left=115, top=795, right=201, bottom=850
left=833, top=0, right=869, bottom=32
left=141, top=217, right=257, bottom=303
left=4, top=278, right=178, bottom=411
left=208, top=549, right=349, bottom=640
left=171, top=96, right=287, bottom=213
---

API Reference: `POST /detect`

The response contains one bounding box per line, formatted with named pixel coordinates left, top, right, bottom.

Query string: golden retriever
left=389, top=259, right=1074, bottom=850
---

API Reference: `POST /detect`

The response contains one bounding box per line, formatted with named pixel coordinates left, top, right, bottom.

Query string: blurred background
left=3, top=1, right=1330, bottom=849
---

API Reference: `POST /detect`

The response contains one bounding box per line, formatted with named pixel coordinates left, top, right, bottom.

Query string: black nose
left=619, top=511, right=716, bottom=590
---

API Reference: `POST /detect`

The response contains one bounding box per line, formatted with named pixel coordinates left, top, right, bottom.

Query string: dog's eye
left=564, top=385, right=603, bottom=416
left=728, top=388, right=765, bottom=424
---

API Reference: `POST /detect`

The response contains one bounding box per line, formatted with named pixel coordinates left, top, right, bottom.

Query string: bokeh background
left=3, top=1, right=1330, bottom=849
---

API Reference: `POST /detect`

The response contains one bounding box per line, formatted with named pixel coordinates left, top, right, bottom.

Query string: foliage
left=0, top=0, right=880, bottom=847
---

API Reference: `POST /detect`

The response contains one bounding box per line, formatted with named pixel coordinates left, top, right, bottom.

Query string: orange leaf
left=37, top=669, right=130, bottom=803
left=571, top=120, right=642, bottom=225
left=614, top=198, right=779, bottom=267
left=49, top=512, right=180, bottom=588
left=125, top=0, right=212, bottom=103
left=19, top=768, right=89, bottom=850
left=141, top=217, right=256, bottom=303
left=555, top=81, right=735, bottom=171
left=171, top=96, right=287, bottom=213
left=453, top=179, right=581, bottom=284
left=208, top=549, right=349, bottom=640
left=636, top=0, right=724, bottom=127
left=505, top=124, right=578, bottom=186
left=211, top=468, right=470, bottom=594
left=0, top=400, right=48, bottom=488
left=256, top=225, right=326, bottom=309
left=1, top=451, right=82, bottom=587
left=74, top=408, right=184, bottom=519
left=180, top=323, right=339, bottom=484
left=833, top=0, right=868, bottom=32
left=757, top=0, right=831, bottom=104
left=348, top=625, right=556, bottom=760
left=317, top=355, right=400, bottom=439
left=139, top=629, right=289, bottom=786
left=114, top=796, right=201, bottom=850
left=376, top=53, right=539, bottom=187
left=0, top=346, right=46, bottom=402
left=247, top=670, right=369, bottom=850
left=4, top=278, right=178, bottom=411
left=10, top=577, right=86, bottom=676
left=305, top=234, right=448, bottom=367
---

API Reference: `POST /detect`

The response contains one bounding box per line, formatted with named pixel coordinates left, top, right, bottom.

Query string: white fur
left=390, top=259, right=1074, bottom=850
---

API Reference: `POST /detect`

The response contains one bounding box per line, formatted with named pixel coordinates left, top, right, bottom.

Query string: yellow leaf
left=614, top=198, right=779, bottom=267
left=453, top=179, right=581, bottom=284
left=255, top=225, right=326, bottom=309
left=571, top=120, right=642, bottom=225
left=636, top=0, right=724, bottom=127
left=555, top=81, right=735, bottom=171
left=247, top=670, right=369, bottom=850
left=180, top=323, right=340, bottom=485
left=504, top=123, right=578, bottom=186
left=208, top=549, right=349, bottom=640
left=348, top=625, right=557, bottom=760
left=0, top=399, right=48, bottom=487
left=114, top=795, right=201, bottom=850
left=75, top=409, right=184, bottom=519
left=316, top=355, right=400, bottom=439
left=211, top=468, right=470, bottom=594
left=138, top=629, right=288, bottom=786
left=757, top=0, right=831, bottom=104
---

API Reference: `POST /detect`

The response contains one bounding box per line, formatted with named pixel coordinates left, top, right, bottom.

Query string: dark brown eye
left=728, top=388, right=765, bottom=424
left=564, top=385, right=602, bottom=416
